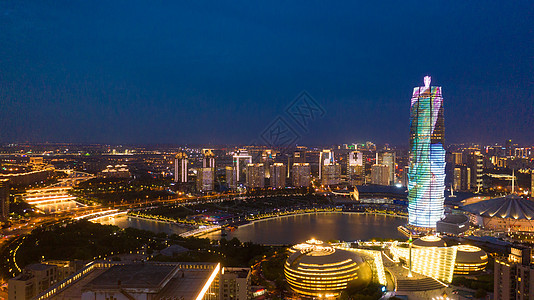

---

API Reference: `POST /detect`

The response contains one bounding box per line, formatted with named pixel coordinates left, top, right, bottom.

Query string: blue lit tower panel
left=408, top=76, right=446, bottom=228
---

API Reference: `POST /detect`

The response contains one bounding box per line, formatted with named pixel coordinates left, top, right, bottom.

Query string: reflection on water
left=204, top=212, right=407, bottom=244
left=97, top=216, right=189, bottom=236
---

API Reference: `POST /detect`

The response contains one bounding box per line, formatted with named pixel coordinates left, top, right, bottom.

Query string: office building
left=318, top=149, right=334, bottom=179
left=377, top=152, right=395, bottom=184
left=220, top=267, right=251, bottom=300
left=452, top=152, right=463, bottom=165
left=269, top=163, right=286, bottom=188
left=293, top=149, right=307, bottom=164
left=347, top=151, right=364, bottom=185
left=246, top=163, right=264, bottom=188
left=292, top=163, right=311, bottom=187
left=232, top=150, right=252, bottom=184
left=321, top=164, right=341, bottom=186
left=371, top=164, right=390, bottom=185
left=494, top=247, right=534, bottom=300
left=453, top=165, right=471, bottom=191
left=202, top=149, right=216, bottom=169
left=197, top=167, right=215, bottom=192
left=226, top=166, right=236, bottom=189
left=174, top=152, right=188, bottom=183
left=531, top=171, right=533, bottom=198
left=468, top=152, right=484, bottom=191
left=407, top=76, right=446, bottom=228
left=0, top=179, right=9, bottom=223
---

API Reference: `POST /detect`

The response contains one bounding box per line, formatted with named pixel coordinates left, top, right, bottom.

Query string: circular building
left=454, top=245, right=488, bottom=275
left=464, top=195, right=534, bottom=232
left=412, top=235, right=447, bottom=247
left=284, top=242, right=372, bottom=298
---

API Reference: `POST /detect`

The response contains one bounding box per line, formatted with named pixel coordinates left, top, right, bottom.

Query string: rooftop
left=464, top=195, right=534, bottom=220
left=83, top=264, right=178, bottom=292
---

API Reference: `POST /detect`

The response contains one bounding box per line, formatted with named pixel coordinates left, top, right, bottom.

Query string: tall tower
left=174, top=152, right=188, bottom=183
left=0, top=179, right=9, bottom=223
left=408, top=76, right=446, bottom=228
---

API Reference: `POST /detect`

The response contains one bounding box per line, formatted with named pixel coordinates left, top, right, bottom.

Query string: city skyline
left=0, top=1, right=532, bottom=145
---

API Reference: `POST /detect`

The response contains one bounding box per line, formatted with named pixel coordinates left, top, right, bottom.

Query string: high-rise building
left=246, top=163, right=265, bottom=188
left=371, top=164, right=390, bottom=185
left=319, top=149, right=334, bottom=179
left=453, top=166, right=471, bottom=191
left=468, top=152, right=484, bottom=192
left=494, top=246, right=534, bottom=300
left=531, top=171, right=534, bottom=198
left=269, top=163, right=286, bottom=188
left=452, top=152, right=463, bottom=165
left=321, top=164, right=341, bottom=186
left=407, top=76, right=446, bottom=228
left=233, top=150, right=252, bottom=183
left=174, top=152, right=188, bottom=183
left=377, top=152, right=395, bottom=185
left=196, top=167, right=214, bottom=192
left=347, top=151, right=364, bottom=186
left=202, top=149, right=216, bottom=168
left=226, top=166, right=236, bottom=189
left=0, top=179, right=9, bottom=223
left=294, top=149, right=307, bottom=164
left=197, top=150, right=216, bottom=192
left=292, top=163, right=311, bottom=187
left=505, top=139, right=513, bottom=157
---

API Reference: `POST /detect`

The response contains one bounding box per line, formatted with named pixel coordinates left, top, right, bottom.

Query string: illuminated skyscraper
left=174, top=152, right=188, bottom=183
left=292, top=163, right=311, bottom=187
left=408, top=76, right=446, bottom=228
left=0, top=179, right=9, bottom=223
left=202, top=149, right=216, bottom=168
left=233, top=150, right=252, bottom=183
left=371, top=164, right=390, bottom=186
left=246, top=163, right=265, bottom=188
left=270, top=163, right=286, bottom=188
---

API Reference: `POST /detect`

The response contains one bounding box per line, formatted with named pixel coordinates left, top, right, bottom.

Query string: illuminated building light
left=195, top=263, right=220, bottom=300
left=408, top=76, right=446, bottom=228
left=389, top=241, right=457, bottom=283
left=285, top=240, right=372, bottom=298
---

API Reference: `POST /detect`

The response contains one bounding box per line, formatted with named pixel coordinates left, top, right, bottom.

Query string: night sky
left=0, top=1, right=532, bottom=146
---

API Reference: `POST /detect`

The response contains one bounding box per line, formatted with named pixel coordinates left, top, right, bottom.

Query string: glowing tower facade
left=408, top=76, right=446, bottom=228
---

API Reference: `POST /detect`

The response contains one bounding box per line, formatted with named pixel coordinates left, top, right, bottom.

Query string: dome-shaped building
left=412, top=235, right=447, bottom=247
left=284, top=241, right=372, bottom=298
left=454, top=245, right=488, bottom=275
left=464, top=195, right=534, bottom=232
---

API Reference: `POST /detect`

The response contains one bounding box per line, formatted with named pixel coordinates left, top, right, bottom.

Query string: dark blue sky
left=0, top=1, right=532, bottom=146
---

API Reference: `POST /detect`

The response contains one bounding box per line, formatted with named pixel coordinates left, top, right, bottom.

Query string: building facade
left=197, top=167, right=215, bottom=192
left=453, top=165, right=471, bottom=191
left=174, top=152, right=188, bottom=183
left=220, top=267, right=251, bottom=300
left=407, top=76, right=446, bottom=228
left=494, top=247, right=534, bottom=300
left=0, top=179, right=9, bottom=223
left=269, top=163, right=286, bottom=188
left=292, top=163, right=311, bottom=187
left=371, top=164, right=390, bottom=186
left=246, top=163, right=264, bottom=188
left=321, top=164, right=341, bottom=186
left=377, top=152, right=395, bottom=184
